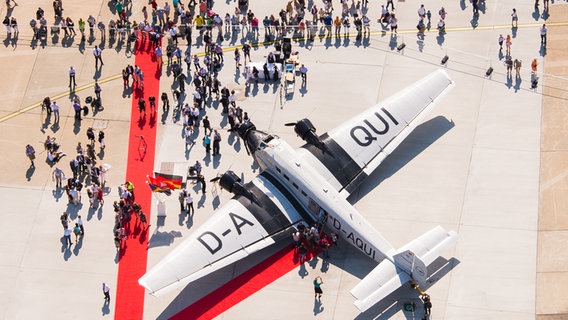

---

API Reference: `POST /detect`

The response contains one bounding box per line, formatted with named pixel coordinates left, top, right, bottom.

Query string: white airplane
left=139, top=69, right=458, bottom=312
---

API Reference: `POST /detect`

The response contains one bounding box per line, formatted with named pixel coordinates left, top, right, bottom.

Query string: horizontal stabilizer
left=398, top=225, right=458, bottom=267
left=351, top=259, right=410, bottom=312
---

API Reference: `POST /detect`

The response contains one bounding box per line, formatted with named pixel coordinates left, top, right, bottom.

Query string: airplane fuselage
left=252, top=136, right=397, bottom=263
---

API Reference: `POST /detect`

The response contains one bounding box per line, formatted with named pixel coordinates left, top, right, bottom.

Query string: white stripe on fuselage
left=253, top=138, right=397, bottom=262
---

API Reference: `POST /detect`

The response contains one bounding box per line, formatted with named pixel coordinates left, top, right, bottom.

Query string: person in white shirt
left=68, top=66, right=76, bottom=88
left=50, top=101, right=60, bottom=122
left=102, top=283, right=110, bottom=302
left=63, top=227, right=72, bottom=247
left=540, top=23, right=547, bottom=45
left=93, top=45, right=104, bottom=67
left=418, top=4, right=426, bottom=18
left=185, top=192, right=194, bottom=216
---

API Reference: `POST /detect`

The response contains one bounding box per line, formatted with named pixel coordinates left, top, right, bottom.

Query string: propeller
left=284, top=122, right=296, bottom=126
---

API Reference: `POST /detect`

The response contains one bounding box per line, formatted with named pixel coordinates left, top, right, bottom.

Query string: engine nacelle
left=218, top=170, right=242, bottom=194
left=218, top=171, right=251, bottom=200
left=294, top=119, right=324, bottom=150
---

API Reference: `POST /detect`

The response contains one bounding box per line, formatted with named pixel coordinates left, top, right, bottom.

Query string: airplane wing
left=139, top=174, right=310, bottom=296
left=297, top=69, right=454, bottom=198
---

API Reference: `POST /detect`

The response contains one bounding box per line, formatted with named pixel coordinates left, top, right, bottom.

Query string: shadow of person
left=149, top=110, right=157, bottom=128
left=26, top=165, right=36, bottom=181
left=52, top=187, right=64, bottom=202
left=320, top=259, right=330, bottom=273
left=298, top=262, right=309, bottom=278
left=73, top=118, right=82, bottom=134
left=102, top=298, right=110, bottom=315
left=63, top=245, right=73, bottom=261
left=470, top=14, right=479, bottom=28
left=506, top=73, right=513, bottom=89
left=3, top=34, right=12, bottom=47
left=161, top=107, right=169, bottom=124
left=514, top=76, right=522, bottom=93
left=313, top=298, right=324, bottom=315
left=73, top=236, right=83, bottom=256
left=532, top=6, right=541, bottom=20
left=178, top=208, right=186, bottom=226
left=138, top=113, right=147, bottom=129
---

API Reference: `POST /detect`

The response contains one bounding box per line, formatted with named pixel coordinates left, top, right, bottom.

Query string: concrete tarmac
left=0, top=0, right=565, bottom=319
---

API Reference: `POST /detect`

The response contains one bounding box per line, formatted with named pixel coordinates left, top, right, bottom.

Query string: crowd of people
left=12, top=0, right=549, bottom=311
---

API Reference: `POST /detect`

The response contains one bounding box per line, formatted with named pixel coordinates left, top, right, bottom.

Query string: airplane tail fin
left=350, top=226, right=457, bottom=312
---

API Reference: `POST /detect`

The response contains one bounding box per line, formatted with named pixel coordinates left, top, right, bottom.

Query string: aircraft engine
left=285, top=119, right=326, bottom=152
left=211, top=171, right=253, bottom=200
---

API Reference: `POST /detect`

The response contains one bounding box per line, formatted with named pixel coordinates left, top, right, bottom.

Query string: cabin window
left=292, top=182, right=298, bottom=189
left=275, top=166, right=281, bottom=173
left=283, top=174, right=289, bottom=180
left=301, top=190, right=307, bottom=197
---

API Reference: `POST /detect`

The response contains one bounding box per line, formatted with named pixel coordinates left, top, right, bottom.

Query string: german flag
left=146, top=176, right=172, bottom=195
left=153, top=172, right=183, bottom=189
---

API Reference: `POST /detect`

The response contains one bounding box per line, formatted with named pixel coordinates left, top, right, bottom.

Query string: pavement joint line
left=2, top=20, right=566, bottom=124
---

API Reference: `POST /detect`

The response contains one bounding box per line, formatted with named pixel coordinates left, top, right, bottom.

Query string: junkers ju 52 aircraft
left=139, top=69, right=458, bottom=312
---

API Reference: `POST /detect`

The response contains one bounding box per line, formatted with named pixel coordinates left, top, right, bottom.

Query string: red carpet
left=114, top=36, right=161, bottom=320
left=170, top=244, right=321, bottom=320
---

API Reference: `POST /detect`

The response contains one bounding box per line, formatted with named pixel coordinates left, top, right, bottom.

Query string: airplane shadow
left=347, top=116, right=455, bottom=205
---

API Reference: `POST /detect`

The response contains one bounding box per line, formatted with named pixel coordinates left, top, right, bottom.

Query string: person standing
left=298, top=242, right=308, bottom=263
left=514, top=59, right=522, bottom=78
left=138, top=98, right=146, bottom=116
left=198, top=174, right=206, bottom=194
left=76, top=215, right=84, bottom=235
left=93, top=45, right=104, bottom=67
left=504, top=56, right=513, bottom=76
left=155, top=45, right=163, bottom=67
left=511, top=8, right=518, bottom=28
left=25, top=144, right=36, bottom=166
left=178, top=189, right=187, bottom=211
left=540, top=24, right=548, bottom=46
left=94, top=81, right=102, bottom=100
left=161, top=92, right=170, bottom=112
left=177, top=72, right=186, bottom=92
left=185, top=192, right=194, bottom=217
left=63, top=227, right=73, bottom=247
left=299, top=64, right=308, bottom=82
left=73, top=100, right=82, bottom=120
left=313, top=276, right=323, bottom=299
left=212, top=130, right=221, bottom=155
left=422, top=294, right=432, bottom=315
left=102, top=283, right=110, bottom=302
left=202, top=116, right=211, bottom=135
left=68, top=66, right=77, bottom=89
left=386, top=0, right=395, bottom=11
left=505, top=35, right=512, bottom=55
left=498, top=34, right=504, bottom=51
left=98, top=130, right=105, bottom=150
left=52, top=167, right=65, bottom=188
left=242, top=43, right=251, bottom=63
left=51, top=100, right=60, bottom=122
left=126, top=64, right=134, bottom=85
left=531, top=58, right=538, bottom=74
